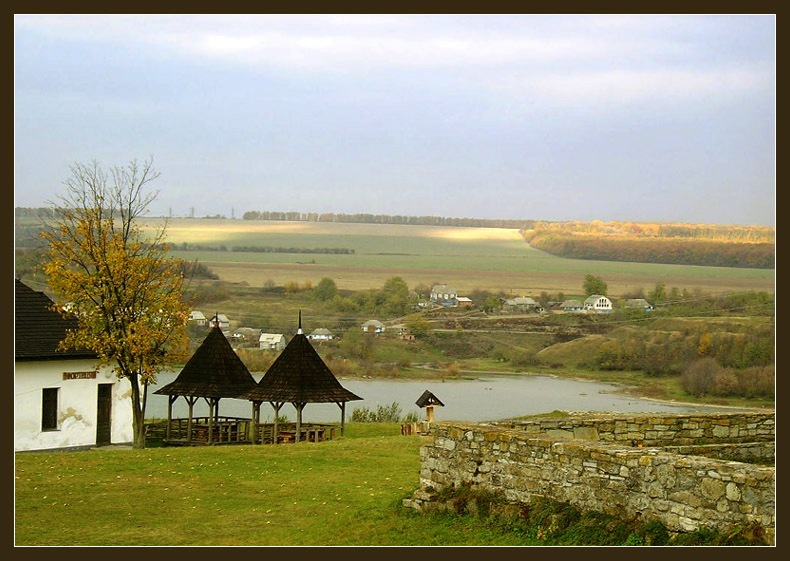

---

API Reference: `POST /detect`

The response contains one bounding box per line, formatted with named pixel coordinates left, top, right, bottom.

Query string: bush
left=681, top=357, right=721, bottom=395
left=682, top=358, right=775, bottom=398
left=736, top=365, right=775, bottom=398
left=351, top=401, right=418, bottom=423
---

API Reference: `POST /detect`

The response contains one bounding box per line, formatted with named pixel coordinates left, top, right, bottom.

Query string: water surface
left=144, top=372, right=752, bottom=423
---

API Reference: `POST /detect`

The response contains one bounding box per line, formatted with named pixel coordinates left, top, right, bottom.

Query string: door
left=96, top=384, right=113, bottom=446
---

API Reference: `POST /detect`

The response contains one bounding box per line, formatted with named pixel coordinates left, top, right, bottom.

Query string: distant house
left=584, top=295, right=613, bottom=314
left=259, top=333, right=287, bottom=351
left=233, top=327, right=262, bottom=346
left=361, top=319, right=385, bottom=334
left=560, top=299, right=584, bottom=312
left=188, top=310, right=208, bottom=327
left=456, top=296, right=473, bottom=308
left=430, top=284, right=457, bottom=307
left=502, top=296, right=538, bottom=313
left=626, top=298, right=653, bottom=312
left=208, top=313, right=231, bottom=331
left=308, top=328, right=334, bottom=341
left=14, top=279, right=133, bottom=451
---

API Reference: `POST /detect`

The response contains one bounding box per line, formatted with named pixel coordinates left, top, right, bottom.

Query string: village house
left=259, top=333, right=287, bottom=351
left=307, top=328, right=334, bottom=341
left=208, top=313, right=231, bottom=331
left=430, top=284, right=457, bottom=307
left=560, top=299, right=584, bottom=312
left=188, top=310, right=208, bottom=327
left=626, top=298, right=654, bottom=311
left=361, top=319, right=385, bottom=334
left=584, top=294, right=613, bottom=314
left=455, top=296, right=473, bottom=308
left=14, top=279, right=133, bottom=451
left=229, top=327, right=262, bottom=348
left=502, top=296, right=538, bottom=313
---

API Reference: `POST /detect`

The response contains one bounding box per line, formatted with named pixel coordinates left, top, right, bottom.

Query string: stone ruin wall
left=404, top=412, right=775, bottom=545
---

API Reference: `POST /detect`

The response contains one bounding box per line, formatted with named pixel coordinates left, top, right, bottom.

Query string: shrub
left=681, top=357, right=721, bottom=395
left=351, top=401, right=418, bottom=423
left=736, top=365, right=775, bottom=398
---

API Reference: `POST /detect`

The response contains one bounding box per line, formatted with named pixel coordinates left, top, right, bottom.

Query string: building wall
left=15, top=359, right=134, bottom=451
left=405, top=413, right=775, bottom=544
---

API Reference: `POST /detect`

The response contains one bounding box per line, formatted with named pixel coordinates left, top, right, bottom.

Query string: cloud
left=13, top=14, right=775, bottom=225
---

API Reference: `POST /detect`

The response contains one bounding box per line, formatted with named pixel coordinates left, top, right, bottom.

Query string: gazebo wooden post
left=339, top=402, right=346, bottom=436
left=166, top=396, right=175, bottom=441
left=271, top=402, right=283, bottom=444
left=251, top=401, right=260, bottom=444
left=207, top=398, right=217, bottom=445
left=186, top=397, right=195, bottom=443
left=295, top=403, right=305, bottom=443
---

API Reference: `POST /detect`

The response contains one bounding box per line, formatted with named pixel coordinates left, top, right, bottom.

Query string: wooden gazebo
left=239, top=313, right=362, bottom=443
left=153, top=321, right=258, bottom=445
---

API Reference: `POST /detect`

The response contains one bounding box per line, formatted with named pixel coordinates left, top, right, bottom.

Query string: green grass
left=15, top=423, right=543, bottom=547
left=14, top=422, right=767, bottom=546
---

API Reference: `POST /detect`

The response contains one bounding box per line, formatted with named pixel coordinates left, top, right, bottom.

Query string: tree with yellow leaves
left=41, top=158, right=190, bottom=448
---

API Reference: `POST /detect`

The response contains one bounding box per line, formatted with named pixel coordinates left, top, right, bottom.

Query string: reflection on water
left=144, top=372, right=751, bottom=423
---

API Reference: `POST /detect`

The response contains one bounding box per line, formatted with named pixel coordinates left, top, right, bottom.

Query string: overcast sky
left=14, top=14, right=775, bottom=226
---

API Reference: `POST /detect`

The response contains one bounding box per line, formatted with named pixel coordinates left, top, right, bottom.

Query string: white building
left=259, top=333, right=287, bottom=351
left=430, top=284, right=457, bottom=306
left=361, top=319, right=385, bottom=333
left=583, top=294, right=613, bottom=314
left=308, top=328, right=334, bottom=341
left=188, top=310, right=208, bottom=327
left=15, top=279, right=133, bottom=451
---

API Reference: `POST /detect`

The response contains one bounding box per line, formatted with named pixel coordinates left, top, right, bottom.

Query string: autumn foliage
left=521, top=221, right=774, bottom=269
left=40, top=159, right=190, bottom=448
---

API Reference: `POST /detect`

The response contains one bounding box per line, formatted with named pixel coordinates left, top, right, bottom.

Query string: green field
left=141, top=218, right=775, bottom=296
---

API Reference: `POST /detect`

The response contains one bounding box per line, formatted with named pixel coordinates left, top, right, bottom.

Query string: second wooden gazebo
left=239, top=313, right=362, bottom=443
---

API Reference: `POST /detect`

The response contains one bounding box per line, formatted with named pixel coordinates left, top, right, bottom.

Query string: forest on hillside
left=520, top=220, right=774, bottom=269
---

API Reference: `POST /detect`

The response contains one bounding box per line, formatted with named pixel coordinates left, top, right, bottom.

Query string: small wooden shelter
left=415, top=390, right=444, bottom=422
left=239, top=313, right=362, bottom=443
left=153, top=321, right=258, bottom=445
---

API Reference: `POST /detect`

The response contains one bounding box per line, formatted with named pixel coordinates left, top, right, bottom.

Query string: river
left=143, top=372, right=755, bottom=423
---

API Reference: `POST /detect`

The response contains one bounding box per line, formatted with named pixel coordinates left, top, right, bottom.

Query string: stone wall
left=404, top=412, right=775, bottom=544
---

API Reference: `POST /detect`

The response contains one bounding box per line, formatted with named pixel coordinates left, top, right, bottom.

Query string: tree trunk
left=129, top=374, right=147, bottom=449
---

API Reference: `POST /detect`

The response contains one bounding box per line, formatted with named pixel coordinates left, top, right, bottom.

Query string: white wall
left=15, top=359, right=134, bottom=451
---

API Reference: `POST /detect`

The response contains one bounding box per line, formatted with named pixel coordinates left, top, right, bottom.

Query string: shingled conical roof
left=240, top=317, right=361, bottom=404
left=154, top=325, right=257, bottom=399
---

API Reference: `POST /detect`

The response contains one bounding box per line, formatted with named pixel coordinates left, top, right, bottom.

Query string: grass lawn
left=14, top=423, right=544, bottom=546
left=14, top=420, right=770, bottom=547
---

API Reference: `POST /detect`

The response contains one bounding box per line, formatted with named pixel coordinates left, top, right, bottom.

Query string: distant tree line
left=167, top=242, right=354, bottom=255
left=241, top=210, right=528, bottom=229
left=523, top=232, right=774, bottom=269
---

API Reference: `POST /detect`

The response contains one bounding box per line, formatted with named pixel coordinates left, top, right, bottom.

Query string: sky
left=13, top=14, right=776, bottom=226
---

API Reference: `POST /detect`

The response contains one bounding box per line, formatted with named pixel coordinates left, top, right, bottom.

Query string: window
left=41, top=387, right=59, bottom=431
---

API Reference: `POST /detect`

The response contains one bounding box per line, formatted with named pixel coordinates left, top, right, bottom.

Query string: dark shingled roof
left=240, top=329, right=362, bottom=404
left=415, top=390, right=444, bottom=408
left=154, top=325, right=257, bottom=399
left=15, top=279, right=97, bottom=361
